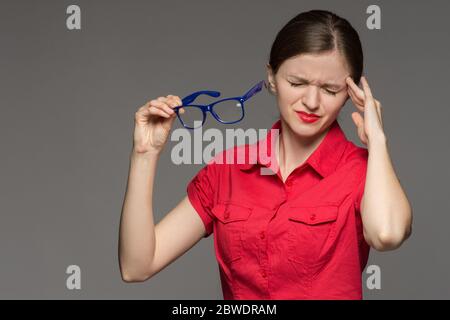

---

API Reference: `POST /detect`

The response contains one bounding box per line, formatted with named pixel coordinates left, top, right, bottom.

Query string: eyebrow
left=287, top=75, right=344, bottom=90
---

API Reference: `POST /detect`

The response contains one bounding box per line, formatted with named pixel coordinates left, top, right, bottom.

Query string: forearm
left=361, top=135, right=413, bottom=250
left=119, top=149, right=160, bottom=281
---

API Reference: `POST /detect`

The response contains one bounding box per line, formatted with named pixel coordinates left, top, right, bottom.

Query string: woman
left=119, top=9, right=412, bottom=299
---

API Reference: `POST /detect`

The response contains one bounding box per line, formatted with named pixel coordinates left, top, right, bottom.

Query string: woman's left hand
left=346, top=76, right=385, bottom=147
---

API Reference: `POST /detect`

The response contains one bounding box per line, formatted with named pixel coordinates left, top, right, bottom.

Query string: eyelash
left=289, top=82, right=338, bottom=96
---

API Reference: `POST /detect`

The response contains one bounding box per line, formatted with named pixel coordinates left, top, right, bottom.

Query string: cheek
left=277, top=86, right=297, bottom=101
left=322, top=95, right=347, bottom=113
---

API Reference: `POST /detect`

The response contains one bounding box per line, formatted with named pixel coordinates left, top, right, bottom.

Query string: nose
left=301, top=86, right=320, bottom=110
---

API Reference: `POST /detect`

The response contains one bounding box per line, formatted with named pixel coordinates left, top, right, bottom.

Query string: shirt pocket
left=287, top=205, right=338, bottom=268
left=211, top=202, right=253, bottom=264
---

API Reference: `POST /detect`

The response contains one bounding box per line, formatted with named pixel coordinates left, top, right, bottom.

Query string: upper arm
left=147, top=161, right=219, bottom=279
left=148, top=195, right=208, bottom=279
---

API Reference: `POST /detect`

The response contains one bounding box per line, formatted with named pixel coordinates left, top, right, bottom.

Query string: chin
left=287, top=116, right=327, bottom=138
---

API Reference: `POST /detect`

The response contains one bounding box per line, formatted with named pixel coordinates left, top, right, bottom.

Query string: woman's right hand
left=133, top=94, right=185, bottom=155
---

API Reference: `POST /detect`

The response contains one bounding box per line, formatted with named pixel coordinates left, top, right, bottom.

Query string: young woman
left=118, top=10, right=412, bottom=299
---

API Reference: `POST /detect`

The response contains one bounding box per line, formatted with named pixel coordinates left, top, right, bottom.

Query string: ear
left=266, top=63, right=274, bottom=84
left=266, top=63, right=277, bottom=94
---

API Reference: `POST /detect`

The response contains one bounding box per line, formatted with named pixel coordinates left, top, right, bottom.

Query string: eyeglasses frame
left=172, top=80, right=267, bottom=129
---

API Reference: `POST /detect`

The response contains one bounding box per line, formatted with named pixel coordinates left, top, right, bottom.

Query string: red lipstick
left=296, top=111, right=321, bottom=123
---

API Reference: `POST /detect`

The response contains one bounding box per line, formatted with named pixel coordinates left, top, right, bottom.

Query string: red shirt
left=187, top=119, right=370, bottom=300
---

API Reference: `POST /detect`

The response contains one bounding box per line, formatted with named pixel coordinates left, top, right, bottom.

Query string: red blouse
left=187, top=119, right=370, bottom=300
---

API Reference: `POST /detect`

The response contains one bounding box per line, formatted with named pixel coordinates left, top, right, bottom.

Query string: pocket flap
left=211, top=203, right=253, bottom=223
left=288, top=205, right=338, bottom=225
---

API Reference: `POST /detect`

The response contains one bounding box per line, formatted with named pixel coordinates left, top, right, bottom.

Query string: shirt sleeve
left=354, top=175, right=366, bottom=213
left=186, top=163, right=217, bottom=238
left=353, top=148, right=369, bottom=213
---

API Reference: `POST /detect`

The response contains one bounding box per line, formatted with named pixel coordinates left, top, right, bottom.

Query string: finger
left=149, top=100, right=172, bottom=115
left=151, top=100, right=175, bottom=116
left=346, top=82, right=365, bottom=107
left=135, top=105, right=151, bottom=122
left=361, top=131, right=368, bottom=145
left=138, top=103, right=151, bottom=113
left=358, top=121, right=368, bottom=145
left=360, top=90, right=378, bottom=122
left=346, top=76, right=365, bottom=101
left=351, top=111, right=364, bottom=128
left=347, top=88, right=365, bottom=112
left=165, top=97, right=181, bottom=112
left=166, top=96, right=185, bottom=117
left=361, top=76, right=373, bottom=100
left=149, top=105, right=171, bottom=118
left=178, top=107, right=186, bottom=114
left=161, top=103, right=176, bottom=115
left=351, top=112, right=368, bottom=145
left=167, top=95, right=183, bottom=107
left=375, top=100, right=383, bottom=126
left=375, top=99, right=383, bottom=113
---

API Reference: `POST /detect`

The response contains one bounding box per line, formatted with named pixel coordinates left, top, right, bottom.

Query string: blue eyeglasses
left=173, top=80, right=267, bottom=129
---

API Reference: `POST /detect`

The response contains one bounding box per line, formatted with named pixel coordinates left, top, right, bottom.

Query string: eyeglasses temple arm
left=181, top=91, right=221, bottom=106
left=241, top=80, right=266, bottom=101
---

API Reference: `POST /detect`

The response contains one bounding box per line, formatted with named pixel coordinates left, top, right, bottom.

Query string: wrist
left=368, top=132, right=387, bottom=149
left=131, top=148, right=161, bottom=161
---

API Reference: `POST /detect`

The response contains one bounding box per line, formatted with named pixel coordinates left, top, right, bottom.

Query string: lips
left=295, top=111, right=321, bottom=123
left=297, top=111, right=320, bottom=118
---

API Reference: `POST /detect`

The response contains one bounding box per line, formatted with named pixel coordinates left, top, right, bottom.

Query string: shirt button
left=261, top=270, right=267, bottom=278
left=260, top=231, right=265, bottom=239
left=310, top=213, right=316, bottom=221
left=224, top=211, right=230, bottom=219
left=286, top=180, right=292, bottom=187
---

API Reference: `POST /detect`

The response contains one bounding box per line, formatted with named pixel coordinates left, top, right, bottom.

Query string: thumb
left=351, top=112, right=368, bottom=145
left=351, top=112, right=363, bottom=128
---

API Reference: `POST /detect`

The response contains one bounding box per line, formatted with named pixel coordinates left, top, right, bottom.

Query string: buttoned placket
left=257, top=166, right=306, bottom=286
left=245, top=125, right=325, bottom=296
left=257, top=176, right=290, bottom=298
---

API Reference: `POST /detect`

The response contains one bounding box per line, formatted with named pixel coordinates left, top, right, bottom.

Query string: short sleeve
left=186, top=164, right=216, bottom=238
left=352, top=149, right=368, bottom=213
left=354, top=175, right=366, bottom=213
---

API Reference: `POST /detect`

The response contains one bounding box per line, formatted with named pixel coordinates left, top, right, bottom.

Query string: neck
left=276, top=119, right=330, bottom=181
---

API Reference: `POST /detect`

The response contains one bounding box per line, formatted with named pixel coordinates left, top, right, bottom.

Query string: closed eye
left=324, top=89, right=338, bottom=96
left=289, top=82, right=338, bottom=96
left=289, top=82, right=305, bottom=87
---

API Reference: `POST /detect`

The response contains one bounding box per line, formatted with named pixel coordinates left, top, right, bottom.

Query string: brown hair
left=268, top=10, right=363, bottom=87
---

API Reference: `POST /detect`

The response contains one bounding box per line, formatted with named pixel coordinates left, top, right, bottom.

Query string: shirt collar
left=239, top=118, right=349, bottom=178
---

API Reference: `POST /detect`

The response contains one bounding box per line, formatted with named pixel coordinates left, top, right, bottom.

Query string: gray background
left=0, top=0, right=448, bottom=299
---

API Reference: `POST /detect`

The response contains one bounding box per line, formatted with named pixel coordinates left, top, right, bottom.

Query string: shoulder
left=341, top=141, right=368, bottom=166
left=207, top=142, right=256, bottom=167
left=335, top=141, right=368, bottom=183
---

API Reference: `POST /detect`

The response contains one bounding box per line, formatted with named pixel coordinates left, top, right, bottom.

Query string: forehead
left=279, top=51, right=350, bottom=83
